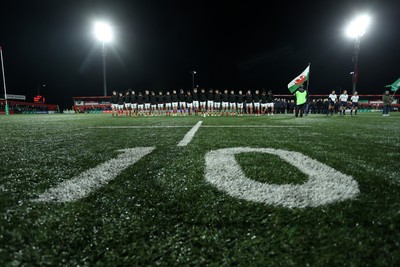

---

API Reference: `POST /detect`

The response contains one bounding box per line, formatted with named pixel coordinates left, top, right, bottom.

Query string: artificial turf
left=0, top=113, right=399, bottom=266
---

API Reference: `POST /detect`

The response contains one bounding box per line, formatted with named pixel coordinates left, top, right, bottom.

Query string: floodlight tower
left=346, top=15, right=370, bottom=94
left=191, top=71, right=197, bottom=90
left=94, top=22, right=113, bottom=96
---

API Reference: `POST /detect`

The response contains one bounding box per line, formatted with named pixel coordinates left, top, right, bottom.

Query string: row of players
left=328, top=90, right=360, bottom=116
left=110, top=88, right=276, bottom=116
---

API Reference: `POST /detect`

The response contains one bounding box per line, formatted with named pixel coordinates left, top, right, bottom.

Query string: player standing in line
left=221, top=89, right=229, bottom=116
left=171, top=90, right=179, bottom=116
left=130, top=90, right=137, bottom=116
left=137, top=91, right=144, bottom=116
left=236, top=90, right=244, bottom=116
left=200, top=88, right=207, bottom=117
left=260, top=91, right=267, bottom=115
left=253, top=90, right=260, bottom=116
left=339, top=90, right=349, bottom=116
left=350, top=91, right=359, bottom=116
left=124, top=90, right=131, bottom=116
left=266, top=90, right=275, bottom=116
left=328, top=90, right=337, bottom=116
left=186, top=90, right=193, bottom=116
left=165, top=91, right=172, bottom=116
left=150, top=91, right=157, bottom=116
left=157, top=91, right=164, bottom=116
left=178, top=89, right=186, bottom=116
left=229, top=90, right=236, bottom=116
left=245, top=90, right=253, bottom=115
left=111, top=90, right=119, bottom=117
left=207, top=89, right=214, bottom=116
left=192, top=88, right=199, bottom=116
left=144, top=90, right=150, bottom=116
left=214, top=89, right=221, bottom=116
left=118, top=91, right=124, bottom=117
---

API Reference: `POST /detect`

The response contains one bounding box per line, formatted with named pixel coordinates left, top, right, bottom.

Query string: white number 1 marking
left=34, top=147, right=155, bottom=203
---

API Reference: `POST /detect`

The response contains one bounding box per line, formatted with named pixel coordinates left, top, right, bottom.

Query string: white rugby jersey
left=329, top=94, right=337, bottom=102
left=339, top=94, right=348, bottom=102
left=351, top=95, right=359, bottom=103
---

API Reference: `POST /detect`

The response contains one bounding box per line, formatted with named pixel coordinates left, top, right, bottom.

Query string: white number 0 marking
left=205, top=147, right=359, bottom=208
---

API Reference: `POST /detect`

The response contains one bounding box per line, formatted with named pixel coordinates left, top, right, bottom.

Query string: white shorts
left=172, top=102, right=178, bottom=107
left=261, top=103, right=267, bottom=108
left=214, top=102, right=221, bottom=108
left=267, top=103, right=274, bottom=108
left=137, top=104, right=144, bottom=109
left=207, top=100, right=214, bottom=107
left=180, top=102, right=186, bottom=108
left=144, top=103, right=151, bottom=109
left=200, top=101, right=206, bottom=107
left=187, top=103, right=193, bottom=108
left=131, top=103, right=137, bottom=109
left=158, top=104, right=164, bottom=108
left=151, top=104, right=157, bottom=108
left=118, top=104, right=124, bottom=110
left=229, top=103, right=236, bottom=109
left=222, top=102, right=229, bottom=108
left=237, top=103, right=244, bottom=108
left=193, top=101, right=199, bottom=108
left=254, top=102, right=260, bottom=108
left=112, top=104, right=118, bottom=109
left=166, top=103, right=172, bottom=108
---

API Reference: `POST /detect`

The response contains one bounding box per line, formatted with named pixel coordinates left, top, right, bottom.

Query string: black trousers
left=295, top=103, right=305, bottom=117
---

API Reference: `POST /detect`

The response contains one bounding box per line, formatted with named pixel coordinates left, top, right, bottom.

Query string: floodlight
left=94, top=22, right=113, bottom=43
left=346, top=15, right=371, bottom=38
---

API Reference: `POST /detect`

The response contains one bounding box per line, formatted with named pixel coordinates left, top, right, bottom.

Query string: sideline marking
left=34, top=147, right=155, bottom=203
left=90, top=125, right=309, bottom=129
left=177, top=121, right=203, bottom=146
left=205, top=147, right=359, bottom=208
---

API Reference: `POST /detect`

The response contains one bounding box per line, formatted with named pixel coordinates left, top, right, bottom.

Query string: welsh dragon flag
left=287, top=66, right=310, bottom=93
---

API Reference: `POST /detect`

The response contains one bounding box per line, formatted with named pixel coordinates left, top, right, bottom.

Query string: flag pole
left=306, top=63, right=311, bottom=92
left=0, top=47, right=9, bottom=115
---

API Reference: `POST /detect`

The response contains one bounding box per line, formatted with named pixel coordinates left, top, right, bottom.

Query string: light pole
left=94, top=22, right=113, bottom=96
left=346, top=15, right=370, bottom=94
left=191, top=71, right=196, bottom=90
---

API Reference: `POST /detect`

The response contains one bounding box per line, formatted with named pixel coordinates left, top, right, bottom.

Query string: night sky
left=0, top=0, right=399, bottom=108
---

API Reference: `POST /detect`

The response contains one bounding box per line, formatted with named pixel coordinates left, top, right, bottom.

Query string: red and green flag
left=287, top=66, right=310, bottom=93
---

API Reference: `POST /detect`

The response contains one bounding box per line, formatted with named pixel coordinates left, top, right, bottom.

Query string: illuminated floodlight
left=346, top=15, right=371, bottom=38
left=94, top=22, right=113, bottom=42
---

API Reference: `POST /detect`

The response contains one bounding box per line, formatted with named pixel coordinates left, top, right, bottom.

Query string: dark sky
left=0, top=0, right=399, bottom=107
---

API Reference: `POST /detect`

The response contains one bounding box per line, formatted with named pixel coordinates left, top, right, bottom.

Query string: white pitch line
left=177, top=121, right=203, bottom=147
left=89, top=126, right=193, bottom=129
left=201, top=125, right=311, bottom=128
left=33, top=147, right=155, bottom=203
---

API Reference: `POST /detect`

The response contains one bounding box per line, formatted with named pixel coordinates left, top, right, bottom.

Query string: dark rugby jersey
left=130, top=94, right=137, bottom=103
left=222, top=93, right=229, bottom=102
left=192, top=92, right=199, bottom=101
left=150, top=95, right=157, bottom=105
left=261, top=95, right=267, bottom=103
left=237, top=94, right=244, bottom=103
left=214, top=93, right=221, bottom=102
left=200, top=92, right=207, bottom=101
left=186, top=94, right=193, bottom=103
left=267, top=94, right=274, bottom=103
left=245, top=94, right=253, bottom=103
left=137, top=95, right=144, bottom=104
left=124, top=94, right=130, bottom=103
left=118, top=95, right=124, bottom=105
left=253, top=93, right=260, bottom=102
left=158, top=95, right=165, bottom=103
left=229, top=94, right=236, bottom=103
left=172, top=94, right=178, bottom=102
left=165, top=95, right=172, bottom=103
left=207, top=92, right=214, bottom=100
left=179, top=93, right=186, bottom=102
left=111, top=94, right=119, bottom=104
left=144, top=94, right=150, bottom=103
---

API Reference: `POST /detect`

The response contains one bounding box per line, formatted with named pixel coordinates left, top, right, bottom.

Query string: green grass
left=0, top=113, right=399, bottom=266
